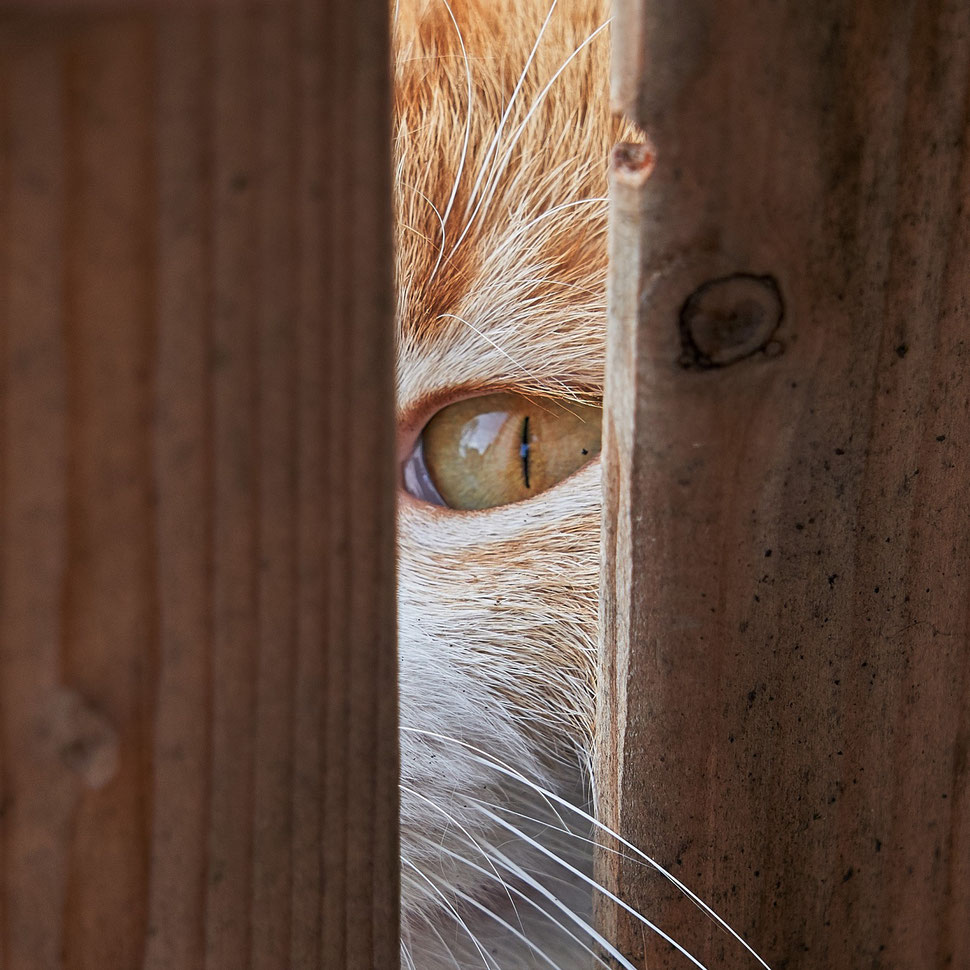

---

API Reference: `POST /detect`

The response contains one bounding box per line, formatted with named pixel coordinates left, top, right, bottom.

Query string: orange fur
left=393, top=2, right=635, bottom=965
left=395, top=0, right=632, bottom=412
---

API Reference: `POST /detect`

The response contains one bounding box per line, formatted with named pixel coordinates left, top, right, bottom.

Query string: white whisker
left=400, top=782, right=525, bottom=936
left=503, top=197, right=608, bottom=244
left=449, top=853, right=609, bottom=970
left=434, top=842, right=607, bottom=970
left=484, top=842, right=640, bottom=970
left=401, top=940, right=418, bottom=970
left=435, top=0, right=473, bottom=251
left=478, top=805, right=710, bottom=970
left=474, top=799, right=666, bottom=873
left=440, top=838, right=622, bottom=970
left=473, top=21, right=611, bottom=221
left=453, top=887, right=575, bottom=970
left=401, top=726, right=774, bottom=970
left=402, top=857, right=501, bottom=970
left=455, top=0, right=560, bottom=247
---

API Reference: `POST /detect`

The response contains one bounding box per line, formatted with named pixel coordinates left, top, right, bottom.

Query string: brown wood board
left=598, top=1, right=970, bottom=968
left=0, top=4, right=397, bottom=968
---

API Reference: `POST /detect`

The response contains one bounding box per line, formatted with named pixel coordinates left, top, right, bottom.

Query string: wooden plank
left=598, top=1, right=970, bottom=967
left=0, top=4, right=397, bottom=968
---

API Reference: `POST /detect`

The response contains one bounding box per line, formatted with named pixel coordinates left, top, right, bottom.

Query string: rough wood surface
left=0, top=5, right=397, bottom=968
left=598, top=1, right=970, bottom=967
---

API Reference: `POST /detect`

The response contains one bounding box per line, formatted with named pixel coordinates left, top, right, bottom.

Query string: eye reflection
left=457, top=411, right=507, bottom=458
left=402, top=392, right=602, bottom=511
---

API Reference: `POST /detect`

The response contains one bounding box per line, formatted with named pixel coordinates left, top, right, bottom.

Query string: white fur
left=393, top=3, right=775, bottom=967
left=394, top=1, right=625, bottom=965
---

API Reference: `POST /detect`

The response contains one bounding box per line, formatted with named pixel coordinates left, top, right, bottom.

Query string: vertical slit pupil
left=521, top=415, right=531, bottom=488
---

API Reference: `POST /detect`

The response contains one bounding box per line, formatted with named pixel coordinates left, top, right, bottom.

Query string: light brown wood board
left=0, top=4, right=398, bottom=968
left=598, top=1, right=970, bottom=967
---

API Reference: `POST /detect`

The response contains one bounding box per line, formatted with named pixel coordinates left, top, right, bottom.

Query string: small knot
left=610, top=141, right=655, bottom=187
left=678, top=273, right=784, bottom=368
left=47, top=688, right=120, bottom=790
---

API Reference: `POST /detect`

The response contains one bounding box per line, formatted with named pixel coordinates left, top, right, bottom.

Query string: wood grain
left=599, top=1, right=970, bottom=968
left=0, top=4, right=397, bottom=968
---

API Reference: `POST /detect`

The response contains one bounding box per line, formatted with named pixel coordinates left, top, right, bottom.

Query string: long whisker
left=473, top=20, right=611, bottom=222
left=500, top=197, right=608, bottom=245
left=435, top=0, right=473, bottom=249
left=430, top=848, right=607, bottom=966
left=400, top=782, right=525, bottom=936
left=453, top=887, right=575, bottom=970
left=456, top=0, right=559, bottom=240
left=401, top=857, right=500, bottom=970
left=400, top=939, right=419, bottom=970
left=401, top=725, right=774, bottom=970
left=484, top=841, right=640, bottom=970
left=478, top=805, right=710, bottom=970
left=433, top=841, right=605, bottom=970
left=472, top=799, right=667, bottom=873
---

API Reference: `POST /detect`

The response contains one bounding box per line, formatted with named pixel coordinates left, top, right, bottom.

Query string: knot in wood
left=678, top=273, right=783, bottom=368
left=610, top=141, right=655, bottom=187
left=48, top=688, right=120, bottom=790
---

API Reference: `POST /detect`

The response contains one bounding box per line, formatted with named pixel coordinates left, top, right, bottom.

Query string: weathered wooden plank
left=599, top=2, right=970, bottom=967
left=0, top=4, right=397, bottom=968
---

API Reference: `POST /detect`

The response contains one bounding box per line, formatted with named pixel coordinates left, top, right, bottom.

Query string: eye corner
left=401, top=435, right=448, bottom=508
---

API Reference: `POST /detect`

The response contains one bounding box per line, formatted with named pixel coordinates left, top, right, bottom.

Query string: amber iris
left=419, top=392, right=601, bottom=510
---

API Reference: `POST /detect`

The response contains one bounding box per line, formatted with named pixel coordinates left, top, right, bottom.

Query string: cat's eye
left=402, top=392, right=601, bottom=510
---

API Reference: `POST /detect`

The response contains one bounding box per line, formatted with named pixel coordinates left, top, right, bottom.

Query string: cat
left=393, top=3, right=770, bottom=968
left=393, top=0, right=622, bottom=965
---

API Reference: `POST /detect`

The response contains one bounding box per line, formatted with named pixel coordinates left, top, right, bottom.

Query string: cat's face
left=393, top=0, right=626, bottom=964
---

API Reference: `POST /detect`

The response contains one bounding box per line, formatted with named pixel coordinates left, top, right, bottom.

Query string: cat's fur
left=394, top=0, right=630, bottom=965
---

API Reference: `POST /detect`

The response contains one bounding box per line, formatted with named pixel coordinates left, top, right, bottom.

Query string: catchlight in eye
left=401, top=392, right=601, bottom=511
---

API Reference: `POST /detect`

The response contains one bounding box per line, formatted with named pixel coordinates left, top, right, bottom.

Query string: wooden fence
left=2, top=1, right=970, bottom=969
left=598, top=0, right=970, bottom=967
left=0, top=3, right=397, bottom=968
